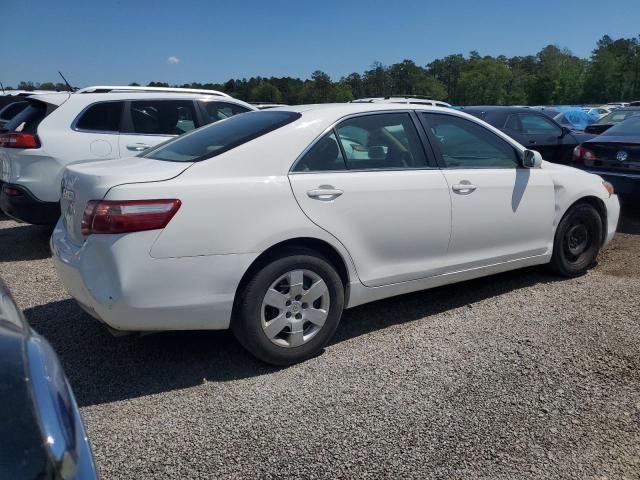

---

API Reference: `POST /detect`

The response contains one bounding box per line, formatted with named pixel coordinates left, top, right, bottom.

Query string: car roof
left=76, top=85, right=230, bottom=97
left=25, top=91, right=255, bottom=109
left=273, top=102, right=453, bottom=115
left=460, top=106, right=539, bottom=114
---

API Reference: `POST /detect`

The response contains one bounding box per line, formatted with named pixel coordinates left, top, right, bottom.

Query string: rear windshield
left=143, top=110, right=300, bottom=162
left=601, top=116, right=640, bottom=136
left=0, top=101, right=28, bottom=120
left=4, top=102, right=49, bottom=133
left=598, top=110, right=640, bottom=124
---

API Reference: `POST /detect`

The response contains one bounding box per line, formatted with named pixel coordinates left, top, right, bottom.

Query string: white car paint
left=51, top=103, right=620, bottom=335
left=0, top=90, right=254, bottom=205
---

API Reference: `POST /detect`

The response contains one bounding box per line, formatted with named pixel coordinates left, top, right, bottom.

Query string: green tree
left=250, top=81, right=283, bottom=102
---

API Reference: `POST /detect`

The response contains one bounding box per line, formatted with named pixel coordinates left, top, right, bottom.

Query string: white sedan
left=51, top=104, right=620, bottom=365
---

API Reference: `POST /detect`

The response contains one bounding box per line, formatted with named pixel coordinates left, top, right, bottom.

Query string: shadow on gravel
left=617, top=201, right=640, bottom=235
left=25, top=266, right=560, bottom=407
left=0, top=221, right=52, bottom=262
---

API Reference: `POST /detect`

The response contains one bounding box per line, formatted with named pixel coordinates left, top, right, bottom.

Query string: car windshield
left=601, top=116, right=640, bottom=136
left=143, top=111, right=300, bottom=162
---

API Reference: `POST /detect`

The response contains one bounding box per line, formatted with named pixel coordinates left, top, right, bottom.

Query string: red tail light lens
left=572, top=145, right=597, bottom=162
left=81, top=199, right=181, bottom=235
left=0, top=133, right=39, bottom=149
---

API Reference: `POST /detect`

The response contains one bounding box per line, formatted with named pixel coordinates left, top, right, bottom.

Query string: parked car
left=584, top=106, right=613, bottom=119
left=461, top=106, right=593, bottom=164
left=584, top=107, right=640, bottom=135
left=0, top=278, right=97, bottom=479
left=0, top=100, right=28, bottom=130
left=606, top=102, right=629, bottom=108
left=0, top=86, right=255, bottom=225
left=573, top=116, right=640, bottom=198
left=51, top=103, right=619, bottom=365
left=352, top=96, right=452, bottom=108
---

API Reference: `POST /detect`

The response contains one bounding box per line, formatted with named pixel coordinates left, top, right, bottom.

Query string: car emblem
left=616, top=150, right=628, bottom=162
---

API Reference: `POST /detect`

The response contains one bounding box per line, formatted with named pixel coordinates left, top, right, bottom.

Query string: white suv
left=0, top=86, right=254, bottom=224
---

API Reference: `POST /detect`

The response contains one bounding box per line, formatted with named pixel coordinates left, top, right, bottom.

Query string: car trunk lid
left=60, top=156, right=192, bottom=244
left=581, top=138, right=640, bottom=172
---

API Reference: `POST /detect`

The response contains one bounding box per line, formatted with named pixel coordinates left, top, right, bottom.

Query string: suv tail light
left=81, top=199, right=181, bottom=235
left=572, top=145, right=597, bottom=162
left=0, top=133, right=39, bottom=148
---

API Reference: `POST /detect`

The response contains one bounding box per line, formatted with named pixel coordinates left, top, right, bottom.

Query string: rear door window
left=335, top=113, right=428, bottom=170
left=143, top=110, right=300, bottom=162
left=201, top=101, right=251, bottom=123
left=75, top=101, right=123, bottom=132
left=129, top=100, right=197, bottom=135
left=4, top=102, right=49, bottom=133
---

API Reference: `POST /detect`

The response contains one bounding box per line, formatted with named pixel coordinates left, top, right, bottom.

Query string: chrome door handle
left=452, top=183, right=477, bottom=194
left=126, top=143, right=150, bottom=152
left=307, top=186, right=344, bottom=200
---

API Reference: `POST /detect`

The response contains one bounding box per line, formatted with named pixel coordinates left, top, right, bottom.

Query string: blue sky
left=3, top=0, right=640, bottom=88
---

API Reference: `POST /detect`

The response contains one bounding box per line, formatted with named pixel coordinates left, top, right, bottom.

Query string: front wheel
left=233, top=251, right=345, bottom=365
left=550, top=203, right=603, bottom=277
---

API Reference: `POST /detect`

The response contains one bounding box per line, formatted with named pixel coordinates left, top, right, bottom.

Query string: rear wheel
left=550, top=203, right=603, bottom=277
left=233, top=250, right=344, bottom=365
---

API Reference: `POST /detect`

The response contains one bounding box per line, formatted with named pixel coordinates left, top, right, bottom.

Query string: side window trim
left=291, top=110, right=438, bottom=174
left=419, top=112, right=524, bottom=170
left=71, top=100, right=125, bottom=134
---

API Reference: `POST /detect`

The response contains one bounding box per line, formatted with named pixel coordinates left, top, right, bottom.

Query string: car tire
left=233, top=249, right=345, bottom=366
left=549, top=203, right=603, bottom=277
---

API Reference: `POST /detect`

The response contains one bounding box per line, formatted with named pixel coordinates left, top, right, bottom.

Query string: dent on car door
left=421, top=112, right=555, bottom=270
left=288, top=112, right=452, bottom=287
left=118, top=100, right=199, bottom=156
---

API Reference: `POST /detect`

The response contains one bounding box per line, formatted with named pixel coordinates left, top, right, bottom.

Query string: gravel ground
left=1, top=207, right=639, bottom=480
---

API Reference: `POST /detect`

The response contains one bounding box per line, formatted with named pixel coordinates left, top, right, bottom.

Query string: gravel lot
left=1, top=206, right=639, bottom=480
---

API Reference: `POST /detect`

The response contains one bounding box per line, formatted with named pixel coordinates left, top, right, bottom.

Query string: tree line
left=9, top=35, right=640, bottom=106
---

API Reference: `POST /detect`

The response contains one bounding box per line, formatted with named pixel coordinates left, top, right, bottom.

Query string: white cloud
left=166, top=56, right=180, bottom=65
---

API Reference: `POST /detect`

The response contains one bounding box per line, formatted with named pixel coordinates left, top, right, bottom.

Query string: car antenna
left=58, top=71, right=74, bottom=92
left=0, top=82, right=4, bottom=94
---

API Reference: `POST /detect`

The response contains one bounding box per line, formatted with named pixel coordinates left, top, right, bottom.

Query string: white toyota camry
left=51, top=103, right=620, bottom=365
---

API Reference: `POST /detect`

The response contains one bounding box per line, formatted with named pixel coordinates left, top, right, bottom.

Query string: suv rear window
left=75, top=101, right=122, bottom=132
left=0, top=101, right=28, bottom=121
left=143, top=110, right=300, bottom=162
left=4, top=102, right=49, bottom=134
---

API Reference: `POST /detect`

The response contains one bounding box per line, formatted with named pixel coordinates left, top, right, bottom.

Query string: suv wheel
left=233, top=250, right=344, bottom=365
left=550, top=203, right=603, bottom=277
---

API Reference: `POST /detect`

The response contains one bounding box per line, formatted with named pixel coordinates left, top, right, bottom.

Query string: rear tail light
left=0, top=133, right=39, bottom=149
left=81, top=199, right=181, bottom=235
left=572, top=145, right=597, bottom=162
left=1, top=185, right=22, bottom=197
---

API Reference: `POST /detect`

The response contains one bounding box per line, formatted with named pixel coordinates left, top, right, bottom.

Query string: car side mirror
left=522, top=149, right=543, bottom=168
left=559, top=126, right=571, bottom=138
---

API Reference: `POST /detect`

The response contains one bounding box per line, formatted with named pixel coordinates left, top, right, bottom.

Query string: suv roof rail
left=76, top=85, right=231, bottom=97
left=384, top=95, right=434, bottom=100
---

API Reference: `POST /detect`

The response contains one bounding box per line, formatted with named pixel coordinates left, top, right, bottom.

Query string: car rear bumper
left=0, top=182, right=60, bottom=225
left=579, top=168, right=640, bottom=198
left=50, top=221, right=258, bottom=332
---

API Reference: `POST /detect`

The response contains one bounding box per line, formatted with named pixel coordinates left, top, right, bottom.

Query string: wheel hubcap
left=261, top=269, right=330, bottom=348
left=564, top=222, right=590, bottom=259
